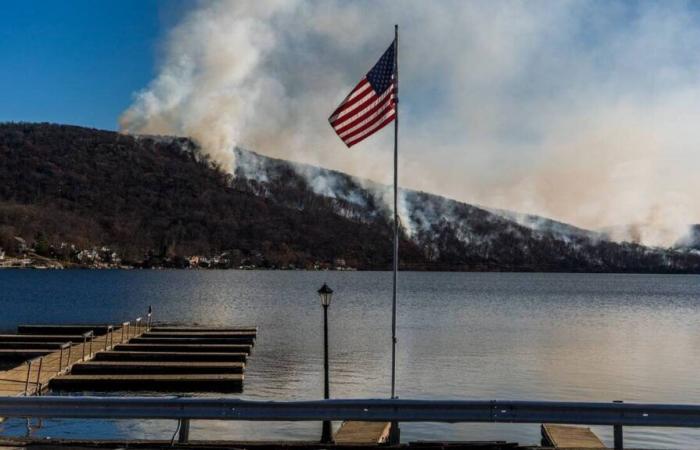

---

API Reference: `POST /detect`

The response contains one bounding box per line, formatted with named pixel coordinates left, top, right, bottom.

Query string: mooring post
left=121, top=322, right=129, bottom=343
left=613, top=400, right=624, bottom=449
left=135, top=317, right=142, bottom=336
left=178, top=419, right=190, bottom=443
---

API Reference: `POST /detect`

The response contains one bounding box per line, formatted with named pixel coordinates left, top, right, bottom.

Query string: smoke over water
left=120, top=1, right=700, bottom=247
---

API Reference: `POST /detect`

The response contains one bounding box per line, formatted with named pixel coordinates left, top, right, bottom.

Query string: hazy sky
left=3, top=1, right=700, bottom=245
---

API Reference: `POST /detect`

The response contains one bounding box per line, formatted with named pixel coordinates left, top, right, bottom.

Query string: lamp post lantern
left=318, top=283, right=333, bottom=443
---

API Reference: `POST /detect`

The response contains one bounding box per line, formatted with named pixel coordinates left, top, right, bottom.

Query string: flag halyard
left=329, top=40, right=396, bottom=147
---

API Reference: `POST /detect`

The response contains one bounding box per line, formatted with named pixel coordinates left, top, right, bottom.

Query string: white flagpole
left=391, top=23, right=399, bottom=400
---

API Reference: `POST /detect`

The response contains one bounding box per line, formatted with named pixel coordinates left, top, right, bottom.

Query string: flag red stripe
left=338, top=96, right=394, bottom=140
left=342, top=104, right=395, bottom=142
left=345, top=110, right=396, bottom=147
left=330, top=85, right=378, bottom=126
left=328, top=79, right=371, bottom=122
left=334, top=89, right=394, bottom=134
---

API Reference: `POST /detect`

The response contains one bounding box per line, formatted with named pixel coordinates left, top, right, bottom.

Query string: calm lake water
left=0, top=270, right=699, bottom=448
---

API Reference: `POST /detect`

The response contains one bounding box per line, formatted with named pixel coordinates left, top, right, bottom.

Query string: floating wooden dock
left=334, top=421, right=392, bottom=444
left=541, top=424, right=606, bottom=448
left=0, top=322, right=136, bottom=396
left=51, top=324, right=256, bottom=393
left=0, top=318, right=256, bottom=395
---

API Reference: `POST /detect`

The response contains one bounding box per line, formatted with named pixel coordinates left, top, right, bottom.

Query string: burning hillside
left=0, top=123, right=699, bottom=272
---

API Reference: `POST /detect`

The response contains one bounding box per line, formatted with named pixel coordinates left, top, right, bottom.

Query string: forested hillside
left=1, top=122, right=699, bottom=272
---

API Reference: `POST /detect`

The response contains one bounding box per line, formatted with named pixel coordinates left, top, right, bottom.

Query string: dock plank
left=70, top=361, right=244, bottom=374
left=113, top=343, right=252, bottom=354
left=50, top=374, right=243, bottom=392
left=18, top=325, right=113, bottom=335
left=129, top=336, right=255, bottom=345
left=541, top=424, right=606, bottom=448
left=0, top=325, right=138, bottom=396
left=0, top=335, right=89, bottom=342
left=151, top=326, right=257, bottom=333
left=143, top=331, right=257, bottom=338
left=93, top=351, right=247, bottom=363
left=334, top=421, right=392, bottom=444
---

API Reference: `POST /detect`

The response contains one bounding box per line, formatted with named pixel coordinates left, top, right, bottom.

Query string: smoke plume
left=120, top=0, right=700, bottom=247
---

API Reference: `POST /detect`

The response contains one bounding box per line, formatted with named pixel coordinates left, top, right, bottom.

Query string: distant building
left=13, top=237, right=27, bottom=253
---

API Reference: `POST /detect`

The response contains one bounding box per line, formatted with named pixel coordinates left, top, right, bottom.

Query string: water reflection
left=0, top=271, right=699, bottom=447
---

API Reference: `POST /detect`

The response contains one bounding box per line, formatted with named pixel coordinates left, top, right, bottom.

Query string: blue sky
left=0, top=0, right=182, bottom=129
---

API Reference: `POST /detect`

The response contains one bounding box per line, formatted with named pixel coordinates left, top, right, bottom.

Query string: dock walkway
left=0, top=322, right=257, bottom=395
left=0, top=323, right=141, bottom=396
left=541, top=424, right=606, bottom=448
left=52, top=325, right=255, bottom=393
left=334, top=421, right=392, bottom=444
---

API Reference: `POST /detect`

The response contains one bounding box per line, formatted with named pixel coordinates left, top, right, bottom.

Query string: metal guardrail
left=1, top=397, right=700, bottom=426
left=1, top=397, right=698, bottom=447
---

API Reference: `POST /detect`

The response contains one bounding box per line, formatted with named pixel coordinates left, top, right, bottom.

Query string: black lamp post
left=318, top=283, right=334, bottom=444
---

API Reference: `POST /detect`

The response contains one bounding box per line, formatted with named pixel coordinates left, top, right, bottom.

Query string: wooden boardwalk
left=541, top=424, right=606, bottom=448
left=0, top=324, right=140, bottom=396
left=0, top=322, right=257, bottom=394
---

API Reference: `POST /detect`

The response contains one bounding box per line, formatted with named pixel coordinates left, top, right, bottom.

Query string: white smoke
left=121, top=1, right=700, bottom=246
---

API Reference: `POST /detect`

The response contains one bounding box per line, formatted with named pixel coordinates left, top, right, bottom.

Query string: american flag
left=329, top=40, right=396, bottom=147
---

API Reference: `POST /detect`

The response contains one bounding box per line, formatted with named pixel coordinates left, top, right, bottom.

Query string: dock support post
left=388, top=421, right=401, bottom=445
left=178, top=419, right=190, bottom=443
left=613, top=400, right=623, bottom=449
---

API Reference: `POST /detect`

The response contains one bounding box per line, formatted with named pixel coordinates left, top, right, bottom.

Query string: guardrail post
left=178, top=419, right=190, bottom=443
left=613, top=400, right=624, bottom=449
